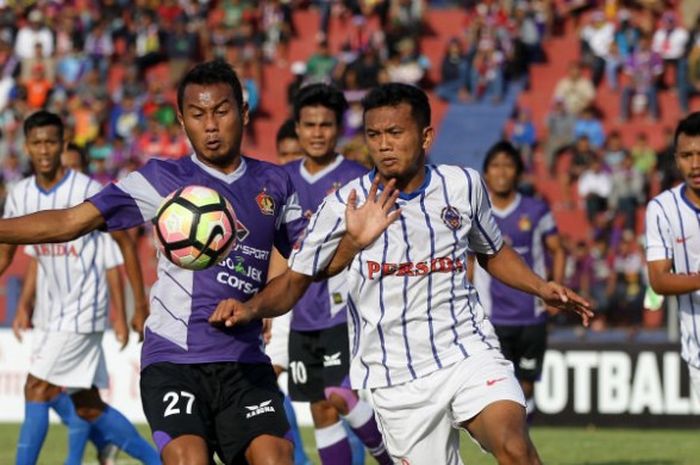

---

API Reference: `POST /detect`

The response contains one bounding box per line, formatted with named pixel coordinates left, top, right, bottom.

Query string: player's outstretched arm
left=106, top=265, right=129, bottom=350
left=0, top=243, right=18, bottom=276
left=209, top=269, right=314, bottom=327
left=12, top=257, right=37, bottom=342
left=477, top=243, right=593, bottom=326
left=319, top=177, right=401, bottom=279
left=0, top=202, right=105, bottom=244
left=110, top=230, right=149, bottom=341
left=647, top=258, right=700, bottom=295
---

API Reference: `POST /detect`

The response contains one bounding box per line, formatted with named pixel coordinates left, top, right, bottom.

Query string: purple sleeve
left=88, top=183, right=146, bottom=231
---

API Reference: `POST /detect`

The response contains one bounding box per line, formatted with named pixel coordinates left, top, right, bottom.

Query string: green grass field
left=2, top=423, right=698, bottom=465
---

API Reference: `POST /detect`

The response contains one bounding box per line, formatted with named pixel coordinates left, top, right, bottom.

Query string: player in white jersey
left=646, top=111, right=700, bottom=397
left=210, top=83, right=592, bottom=465
left=5, top=111, right=159, bottom=465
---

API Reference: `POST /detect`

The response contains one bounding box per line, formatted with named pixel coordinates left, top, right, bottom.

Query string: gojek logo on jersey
left=216, top=256, right=263, bottom=294
left=366, top=257, right=465, bottom=280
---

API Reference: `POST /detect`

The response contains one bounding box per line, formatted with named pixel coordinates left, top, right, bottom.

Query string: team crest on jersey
left=518, top=214, right=532, bottom=232
left=256, top=189, right=275, bottom=216
left=441, top=206, right=462, bottom=230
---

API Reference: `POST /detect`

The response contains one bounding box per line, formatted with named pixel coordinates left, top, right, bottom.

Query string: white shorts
left=689, top=363, right=700, bottom=399
left=368, top=350, right=525, bottom=465
left=29, top=330, right=109, bottom=390
left=265, top=311, right=291, bottom=369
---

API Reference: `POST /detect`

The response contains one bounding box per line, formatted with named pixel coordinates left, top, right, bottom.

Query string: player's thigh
left=24, top=373, right=62, bottom=402
left=517, top=323, right=547, bottom=382
left=140, top=363, right=213, bottom=455
left=287, top=329, right=325, bottom=402
left=319, top=324, right=352, bottom=390
left=368, top=372, right=464, bottom=465
left=213, top=363, right=291, bottom=465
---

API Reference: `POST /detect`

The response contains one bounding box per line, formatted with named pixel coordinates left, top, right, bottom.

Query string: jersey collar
left=491, top=193, right=521, bottom=218
left=299, top=154, right=343, bottom=184
left=189, top=153, right=247, bottom=184
left=35, top=169, right=72, bottom=195
left=680, top=184, right=700, bottom=214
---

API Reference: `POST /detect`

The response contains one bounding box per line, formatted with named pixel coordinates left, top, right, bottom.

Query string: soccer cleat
left=98, top=444, right=120, bottom=465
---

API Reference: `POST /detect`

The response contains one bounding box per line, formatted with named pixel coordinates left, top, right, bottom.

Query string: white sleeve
left=3, top=187, right=19, bottom=219
left=23, top=245, right=36, bottom=257
left=645, top=199, right=673, bottom=262
left=288, top=194, right=346, bottom=277
left=101, top=233, right=124, bottom=269
left=466, top=170, right=503, bottom=255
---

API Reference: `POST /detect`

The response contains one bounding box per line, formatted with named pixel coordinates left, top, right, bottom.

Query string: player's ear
left=176, top=112, right=185, bottom=129
left=422, top=126, right=435, bottom=151
left=241, top=102, right=250, bottom=127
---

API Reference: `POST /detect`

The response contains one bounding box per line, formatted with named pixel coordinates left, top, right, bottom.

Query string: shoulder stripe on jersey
left=289, top=199, right=328, bottom=268
left=398, top=213, right=418, bottom=380
left=655, top=215, right=670, bottom=259
left=434, top=167, right=469, bottom=357
left=376, top=230, right=392, bottom=386
left=164, top=269, right=193, bottom=296
left=152, top=296, right=189, bottom=327
left=671, top=192, right=699, bottom=346
left=117, top=171, right=163, bottom=221
left=419, top=191, right=443, bottom=370
left=312, top=217, right=342, bottom=275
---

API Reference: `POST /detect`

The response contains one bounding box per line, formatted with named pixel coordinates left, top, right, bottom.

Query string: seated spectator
left=609, top=153, right=645, bottom=231
left=109, top=94, right=144, bottom=142
left=435, top=38, right=471, bottom=103
left=588, top=235, right=614, bottom=329
left=349, top=46, right=382, bottom=90
left=578, top=155, right=612, bottom=224
left=553, top=61, right=596, bottom=117
left=601, top=130, right=627, bottom=171
left=559, top=134, right=596, bottom=205
left=388, top=0, right=424, bottom=40
left=630, top=131, right=657, bottom=192
left=679, top=24, right=700, bottom=113
left=620, top=35, right=662, bottom=121
left=651, top=11, right=688, bottom=88
left=614, top=10, right=640, bottom=63
left=469, top=39, right=505, bottom=103
left=305, top=39, right=337, bottom=84
left=24, top=64, right=52, bottom=110
left=580, top=10, right=614, bottom=86
left=608, top=230, right=644, bottom=326
left=544, top=98, right=576, bottom=175
left=385, top=37, right=429, bottom=87
left=573, top=107, right=605, bottom=149
left=14, top=9, right=53, bottom=60
left=509, top=107, right=536, bottom=170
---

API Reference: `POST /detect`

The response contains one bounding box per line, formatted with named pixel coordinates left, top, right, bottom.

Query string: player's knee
left=162, top=436, right=209, bottom=465
left=310, top=399, right=340, bottom=427
left=249, top=439, right=294, bottom=465
left=24, top=375, right=60, bottom=402
left=324, top=386, right=357, bottom=415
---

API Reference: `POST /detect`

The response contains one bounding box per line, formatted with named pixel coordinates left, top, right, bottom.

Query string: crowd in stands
left=0, top=0, right=690, bottom=334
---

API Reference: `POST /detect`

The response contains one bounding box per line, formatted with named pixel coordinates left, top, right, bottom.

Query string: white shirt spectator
left=14, top=11, right=53, bottom=59
left=652, top=27, right=689, bottom=60
left=578, top=168, right=612, bottom=198
left=581, top=22, right=615, bottom=58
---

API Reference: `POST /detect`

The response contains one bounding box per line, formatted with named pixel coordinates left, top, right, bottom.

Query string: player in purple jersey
left=211, top=83, right=592, bottom=465
left=0, top=62, right=304, bottom=465
left=5, top=111, right=157, bottom=465
left=473, top=141, right=566, bottom=421
left=284, top=84, right=390, bottom=465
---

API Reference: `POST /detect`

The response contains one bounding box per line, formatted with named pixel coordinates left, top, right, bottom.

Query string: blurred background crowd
left=0, top=0, right=693, bottom=337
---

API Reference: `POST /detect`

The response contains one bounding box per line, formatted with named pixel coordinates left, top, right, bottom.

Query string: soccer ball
left=154, top=185, right=237, bottom=270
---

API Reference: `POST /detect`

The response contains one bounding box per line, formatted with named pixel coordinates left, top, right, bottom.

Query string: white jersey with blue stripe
left=3, top=170, right=113, bottom=333
left=289, top=165, right=504, bottom=389
left=646, top=184, right=700, bottom=368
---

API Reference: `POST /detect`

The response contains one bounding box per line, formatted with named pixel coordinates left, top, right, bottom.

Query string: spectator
left=609, top=153, right=645, bottom=230
left=651, top=11, right=688, bottom=88
left=165, top=17, right=198, bottom=84
left=469, top=39, right=505, bottom=103
left=614, top=10, right=640, bottom=63
left=349, top=46, right=382, bottom=90
left=109, top=94, right=144, bottom=142
left=559, top=134, right=596, bottom=205
left=578, top=155, right=613, bottom=224
left=386, top=37, right=428, bottom=87
left=601, top=130, right=627, bottom=171
left=24, top=64, right=52, bottom=110
left=305, top=39, right=337, bottom=84
left=573, top=107, right=605, bottom=149
left=275, top=118, right=304, bottom=165
left=544, top=98, right=576, bottom=175
left=580, top=10, right=614, bottom=87
left=553, top=61, right=596, bottom=116
left=609, top=230, right=644, bottom=326
left=435, top=38, right=471, bottom=103
left=620, top=34, right=662, bottom=121
left=630, top=131, right=657, bottom=190
left=84, top=20, right=114, bottom=79
left=679, top=25, right=700, bottom=113
left=509, top=108, right=536, bottom=169
left=14, top=10, right=53, bottom=60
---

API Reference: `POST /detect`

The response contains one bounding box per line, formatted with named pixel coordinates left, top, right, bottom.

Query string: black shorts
left=494, top=323, right=547, bottom=382
left=140, top=362, right=289, bottom=464
left=288, top=323, right=350, bottom=402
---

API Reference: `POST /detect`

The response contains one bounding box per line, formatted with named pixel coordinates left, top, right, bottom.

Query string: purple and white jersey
left=289, top=165, right=503, bottom=389
left=284, top=154, right=367, bottom=331
left=646, top=184, right=700, bottom=369
left=4, top=170, right=112, bottom=333
left=88, top=155, right=305, bottom=370
left=472, top=194, right=557, bottom=326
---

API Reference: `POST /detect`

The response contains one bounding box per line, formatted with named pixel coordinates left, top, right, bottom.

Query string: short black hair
left=276, top=118, right=297, bottom=144
left=293, top=83, right=348, bottom=126
left=65, top=142, right=89, bottom=171
left=361, top=83, right=431, bottom=129
left=177, top=60, right=244, bottom=113
left=674, top=111, right=700, bottom=147
left=483, top=140, right=524, bottom=177
left=23, top=110, right=64, bottom=139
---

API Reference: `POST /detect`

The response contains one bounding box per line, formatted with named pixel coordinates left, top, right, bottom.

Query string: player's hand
left=345, top=177, right=401, bottom=250
left=538, top=281, right=593, bottom=327
left=113, top=317, right=129, bottom=350
left=262, top=318, right=273, bottom=344
left=209, top=298, right=257, bottom=328
left=12, top=307, right=31, bottom=342
left=131, top=301, right=149, bottom=342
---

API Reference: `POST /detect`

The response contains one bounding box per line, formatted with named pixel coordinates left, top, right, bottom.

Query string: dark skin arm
left=647, top=258, right=700, bottom=295
left=12, top=257, right=37, bottom=342
left=106, top=265, right=129, bottom=350
left=0, top=202, right=104, bottom=244
left=109, top=230, right=149, bottom=341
